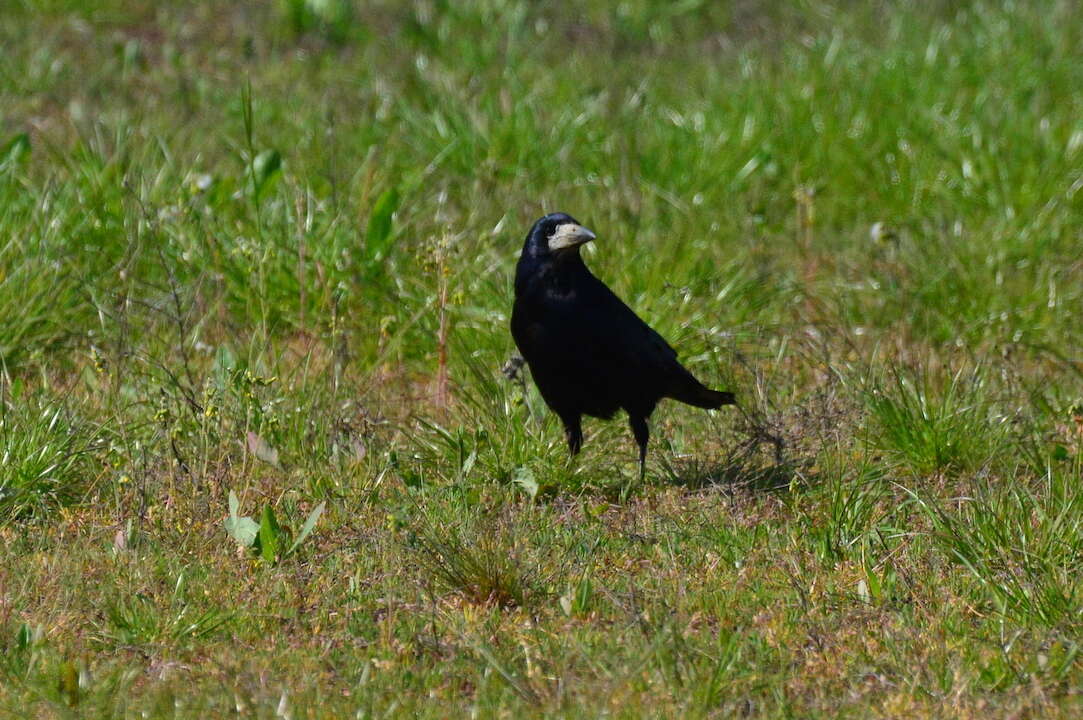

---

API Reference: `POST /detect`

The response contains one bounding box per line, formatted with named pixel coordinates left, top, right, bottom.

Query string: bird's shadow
left=658, top=438, right=816, bottom=493
left=657, top=393, right=824, bottom=494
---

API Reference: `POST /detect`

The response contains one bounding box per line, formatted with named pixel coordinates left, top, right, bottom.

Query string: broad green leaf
left=224, top=515, right=259, bottom=548
left=287, top=501, right=325, bottom=556
left=364, top=186, right=399, bottom=263
left=225, top=491, right=259, bottom=547
left=258, top=505, right=280, bottom=563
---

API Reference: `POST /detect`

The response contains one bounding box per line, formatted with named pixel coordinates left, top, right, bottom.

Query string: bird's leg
left=629, top=415, right=649, bottom=481
left=561, top=414, right=583, bottom=456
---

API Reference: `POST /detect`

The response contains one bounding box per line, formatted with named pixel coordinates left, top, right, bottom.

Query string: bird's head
left=522, top=212, right=596, bottom=260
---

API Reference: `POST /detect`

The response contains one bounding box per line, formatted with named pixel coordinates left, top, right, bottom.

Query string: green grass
left=863, top=364, right=1009, bottom=476
left=2, top=0, right=1082, bottom=716
left=0, top=392, right=102, bottom=521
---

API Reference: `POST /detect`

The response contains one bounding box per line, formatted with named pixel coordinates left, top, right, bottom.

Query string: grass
left=1, top=0, right=1082, bottom=716
left=863, top=364, right=1008, bottom=476
left=0, top=393, right=102, bottom=521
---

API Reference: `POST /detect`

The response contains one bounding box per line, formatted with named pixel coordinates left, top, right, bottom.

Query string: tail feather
left=670, top=374, right=736, bottom=409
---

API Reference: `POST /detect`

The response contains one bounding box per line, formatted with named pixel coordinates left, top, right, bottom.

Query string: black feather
left=510, top=212, right=735, bottom=477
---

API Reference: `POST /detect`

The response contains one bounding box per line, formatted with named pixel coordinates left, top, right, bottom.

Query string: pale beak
left=548, top=223, right=597, bottom=251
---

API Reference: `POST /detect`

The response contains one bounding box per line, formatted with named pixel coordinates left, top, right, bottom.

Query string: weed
left=408, top=511, right=542, bottom=609
left=864, top=364, right=1009, bottom=476
left=0, top=393, right=101, bottom=522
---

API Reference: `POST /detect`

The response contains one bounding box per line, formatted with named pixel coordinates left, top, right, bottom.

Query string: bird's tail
left=669, top=374, right=736, bottom=410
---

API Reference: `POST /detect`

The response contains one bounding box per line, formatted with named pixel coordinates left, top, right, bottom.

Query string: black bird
left=511, top=212, right=735, bottom=478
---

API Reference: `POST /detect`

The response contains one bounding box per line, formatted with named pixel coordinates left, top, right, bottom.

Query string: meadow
left=1, top=0, right=1081, bottom=716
